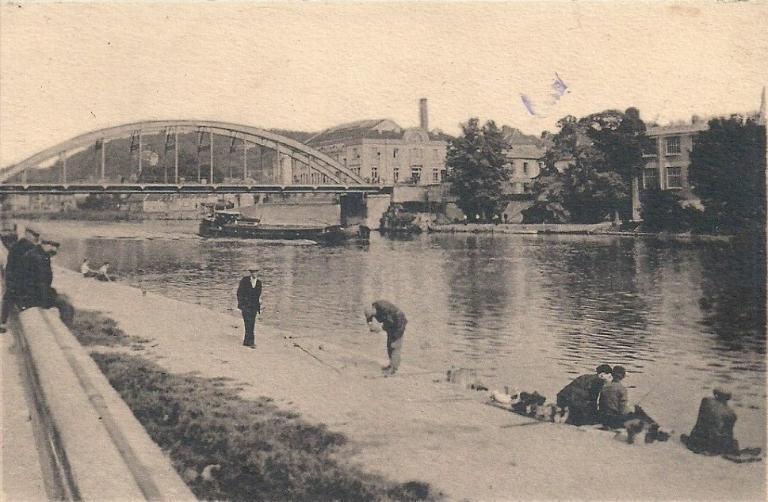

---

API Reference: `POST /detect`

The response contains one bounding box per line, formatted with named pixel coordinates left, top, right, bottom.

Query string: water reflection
left=535, top=237, right=656, bottom=368
left=698, top=237, right=766, bottom=355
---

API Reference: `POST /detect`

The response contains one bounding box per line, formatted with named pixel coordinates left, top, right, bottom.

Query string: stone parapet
left=14, top=306, right=195, bottom=501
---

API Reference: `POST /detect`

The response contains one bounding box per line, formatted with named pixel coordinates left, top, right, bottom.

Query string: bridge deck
left=0, top=184, right=392, bottom=195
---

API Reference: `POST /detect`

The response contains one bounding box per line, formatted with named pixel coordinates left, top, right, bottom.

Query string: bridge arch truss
left=0, top=120, right=366, bottom=186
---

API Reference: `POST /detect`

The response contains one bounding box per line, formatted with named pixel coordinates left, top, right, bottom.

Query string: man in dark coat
left=598, top=366, right=631, bottom=429
left=1, top=228, right=40, bottom=332
left=682, top=388, right=739, bottom=455
left=364, top=300, right=407, bottom=375
left=16, top=239, right=61, bottom=311
left=556, top=364, right=613, bottom=425
left=236, top=266, right=262, bottom=348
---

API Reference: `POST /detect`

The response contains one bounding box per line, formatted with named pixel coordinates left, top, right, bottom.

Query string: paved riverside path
left=1, top=328, right=48, bottom=501
left=1, top=244, right=48, bottom=501
left=53, top=267, right=765, bottom=501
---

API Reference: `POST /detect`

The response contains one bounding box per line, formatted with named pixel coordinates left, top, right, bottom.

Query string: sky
left=1, top=0, right=767, bottom=166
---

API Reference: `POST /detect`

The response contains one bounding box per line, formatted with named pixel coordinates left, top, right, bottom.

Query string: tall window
left=432, top=168, right=439, bottom=183
left=393, top=167, right=399, bottom=182
left=665, top=136, right=681, bottom=155
left=667, top=167, right=683, bottom=188
left=643, top=168, right=659, bottom=189
left=393, top=148, right=399, bottom=159
left=523, top=161, right=529, bottom=175
left=371, top=166, right=378, bottom=181
left=411, top=167, right=422, bottom=184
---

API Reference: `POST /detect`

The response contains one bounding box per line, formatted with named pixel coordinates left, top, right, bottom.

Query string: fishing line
left=291, top=342, right=342, bottom=374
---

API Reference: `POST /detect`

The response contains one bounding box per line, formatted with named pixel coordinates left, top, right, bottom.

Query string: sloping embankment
left=50, top=267, right=766, bottom=501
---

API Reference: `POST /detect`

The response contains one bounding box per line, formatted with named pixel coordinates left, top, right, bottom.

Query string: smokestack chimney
left=419, top=98, right=429, bottom=131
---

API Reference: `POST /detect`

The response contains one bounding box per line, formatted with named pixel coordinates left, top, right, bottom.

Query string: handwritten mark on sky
left=521, top=73, right=569, bottom=117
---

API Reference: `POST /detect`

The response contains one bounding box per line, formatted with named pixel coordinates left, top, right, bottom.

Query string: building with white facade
left=306, top=99, right=448, bottom=186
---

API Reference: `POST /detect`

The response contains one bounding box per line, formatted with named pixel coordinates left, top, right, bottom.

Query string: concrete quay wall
left=427, top=221, right=615, bottom=234
left=12, top=306, right=195, bottom=501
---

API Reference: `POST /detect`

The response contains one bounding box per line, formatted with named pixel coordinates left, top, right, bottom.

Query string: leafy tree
left=578, top=107, right=650, bottom=183
left=446, top=118, right=509, bottom=220
left=526, top=108, right=647, bottom=223
left=689, top=116, right=766, bottom=235
left=640, top=189, right=701, bottom=232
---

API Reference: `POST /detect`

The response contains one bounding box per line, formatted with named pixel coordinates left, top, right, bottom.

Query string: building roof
left=307, top=119, right=403, bottom=144
left=646, top=121, right=709, bottom=137
left=502, top=126, right=548, bottom=146
left=307, top=119, right=447, bottom=144
left=506, top=144, right=546, bottom=160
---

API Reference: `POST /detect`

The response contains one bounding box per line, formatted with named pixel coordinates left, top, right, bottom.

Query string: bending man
left=365, top=300, right=407, bottom=375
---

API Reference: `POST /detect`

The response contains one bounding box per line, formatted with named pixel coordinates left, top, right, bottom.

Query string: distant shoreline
left=1, top=213, right=744, bottom=241
left=426, top=222, right=736, bottom=241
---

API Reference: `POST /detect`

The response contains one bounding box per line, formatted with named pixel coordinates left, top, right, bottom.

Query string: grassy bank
left=67, top=311, right=441, bottom=501
left=66, top=310, right=150, bottom=348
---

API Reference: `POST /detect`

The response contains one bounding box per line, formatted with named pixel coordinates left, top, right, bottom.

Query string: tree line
left=446, top=110, right=766, bottom=235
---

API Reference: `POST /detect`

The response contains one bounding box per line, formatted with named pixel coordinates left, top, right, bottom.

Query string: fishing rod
left=291, top=341, right=342, bottom=374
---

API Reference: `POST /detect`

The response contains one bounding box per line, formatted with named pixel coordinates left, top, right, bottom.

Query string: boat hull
left=199, top=219, right=367, bottom=244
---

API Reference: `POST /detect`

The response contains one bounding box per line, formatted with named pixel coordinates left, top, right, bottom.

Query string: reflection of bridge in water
left=0, top=120, right=391, bottom=195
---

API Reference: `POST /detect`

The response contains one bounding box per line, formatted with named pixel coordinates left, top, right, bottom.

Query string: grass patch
left=90, top=352, right=442, bottom=501
left=65, top=310, right=149, bottom=349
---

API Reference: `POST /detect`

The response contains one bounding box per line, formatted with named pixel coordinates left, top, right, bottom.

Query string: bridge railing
left=0, top=183, right=394, bottom=195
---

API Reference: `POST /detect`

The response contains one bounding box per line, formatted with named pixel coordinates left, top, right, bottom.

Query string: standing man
left=598, top=365, right=631, bottom=429
left=556, top=364, right=613, bottom=426
left=364, top=300, right=407, bottom=375
left=682, top=388, right=739, bottom=455
left=236, top=266, right=262, bottom=348
left=0, top=227, right=40, bottom=333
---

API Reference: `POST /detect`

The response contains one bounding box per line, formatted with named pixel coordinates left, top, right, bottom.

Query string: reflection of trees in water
left=698, top=237, right=766, bottom=355
left=441, top=235, right=513, bottom=344
left=534, top=237, right=655, bottom=364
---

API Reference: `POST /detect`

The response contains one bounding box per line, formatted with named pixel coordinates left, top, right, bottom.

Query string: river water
left=28, top=220, right=767, bottom=446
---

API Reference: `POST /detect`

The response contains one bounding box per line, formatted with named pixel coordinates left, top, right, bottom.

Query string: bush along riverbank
left=66, top=310, right=442, bottom=502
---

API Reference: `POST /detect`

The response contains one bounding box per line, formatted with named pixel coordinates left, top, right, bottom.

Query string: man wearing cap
left=0, top=227, right=40, bottom=333
left=682, top=388, right=739, bottom=455
left=16, top=239, right=61, bottom=311
left=598, top=365, right=631, bottom=429
left=236, top=266, right=262, bottom=348
left=364, top=300, right=407, bottom=375
left=556, top=364, right=613, bottom=426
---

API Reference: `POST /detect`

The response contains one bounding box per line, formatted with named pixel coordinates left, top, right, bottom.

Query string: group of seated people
left=555, top=364, right=750, bottom=455
left=80, top=259, right=112, bottom=281
left=498, top=364, right=750, bottom=456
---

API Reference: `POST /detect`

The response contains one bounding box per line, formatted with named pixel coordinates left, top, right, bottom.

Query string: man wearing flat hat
left=682, top=387, right=739, bottom=455
left=236, top=265, right=262, bottom=348
left=0, top=227, right=40, bottom=333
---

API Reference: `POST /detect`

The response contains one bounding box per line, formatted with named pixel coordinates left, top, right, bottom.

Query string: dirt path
left=54, top=268, right=765, bottom=501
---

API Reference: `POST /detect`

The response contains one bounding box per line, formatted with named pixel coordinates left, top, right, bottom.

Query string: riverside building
left=306, top=99, right=448, bottom=186
left=631, top=117, right=709, bottom=220
left=501, top=127, right=548, bottom=195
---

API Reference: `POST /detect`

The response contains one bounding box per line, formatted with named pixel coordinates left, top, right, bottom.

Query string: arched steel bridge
left=0, top=120, right=390, bottom=194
